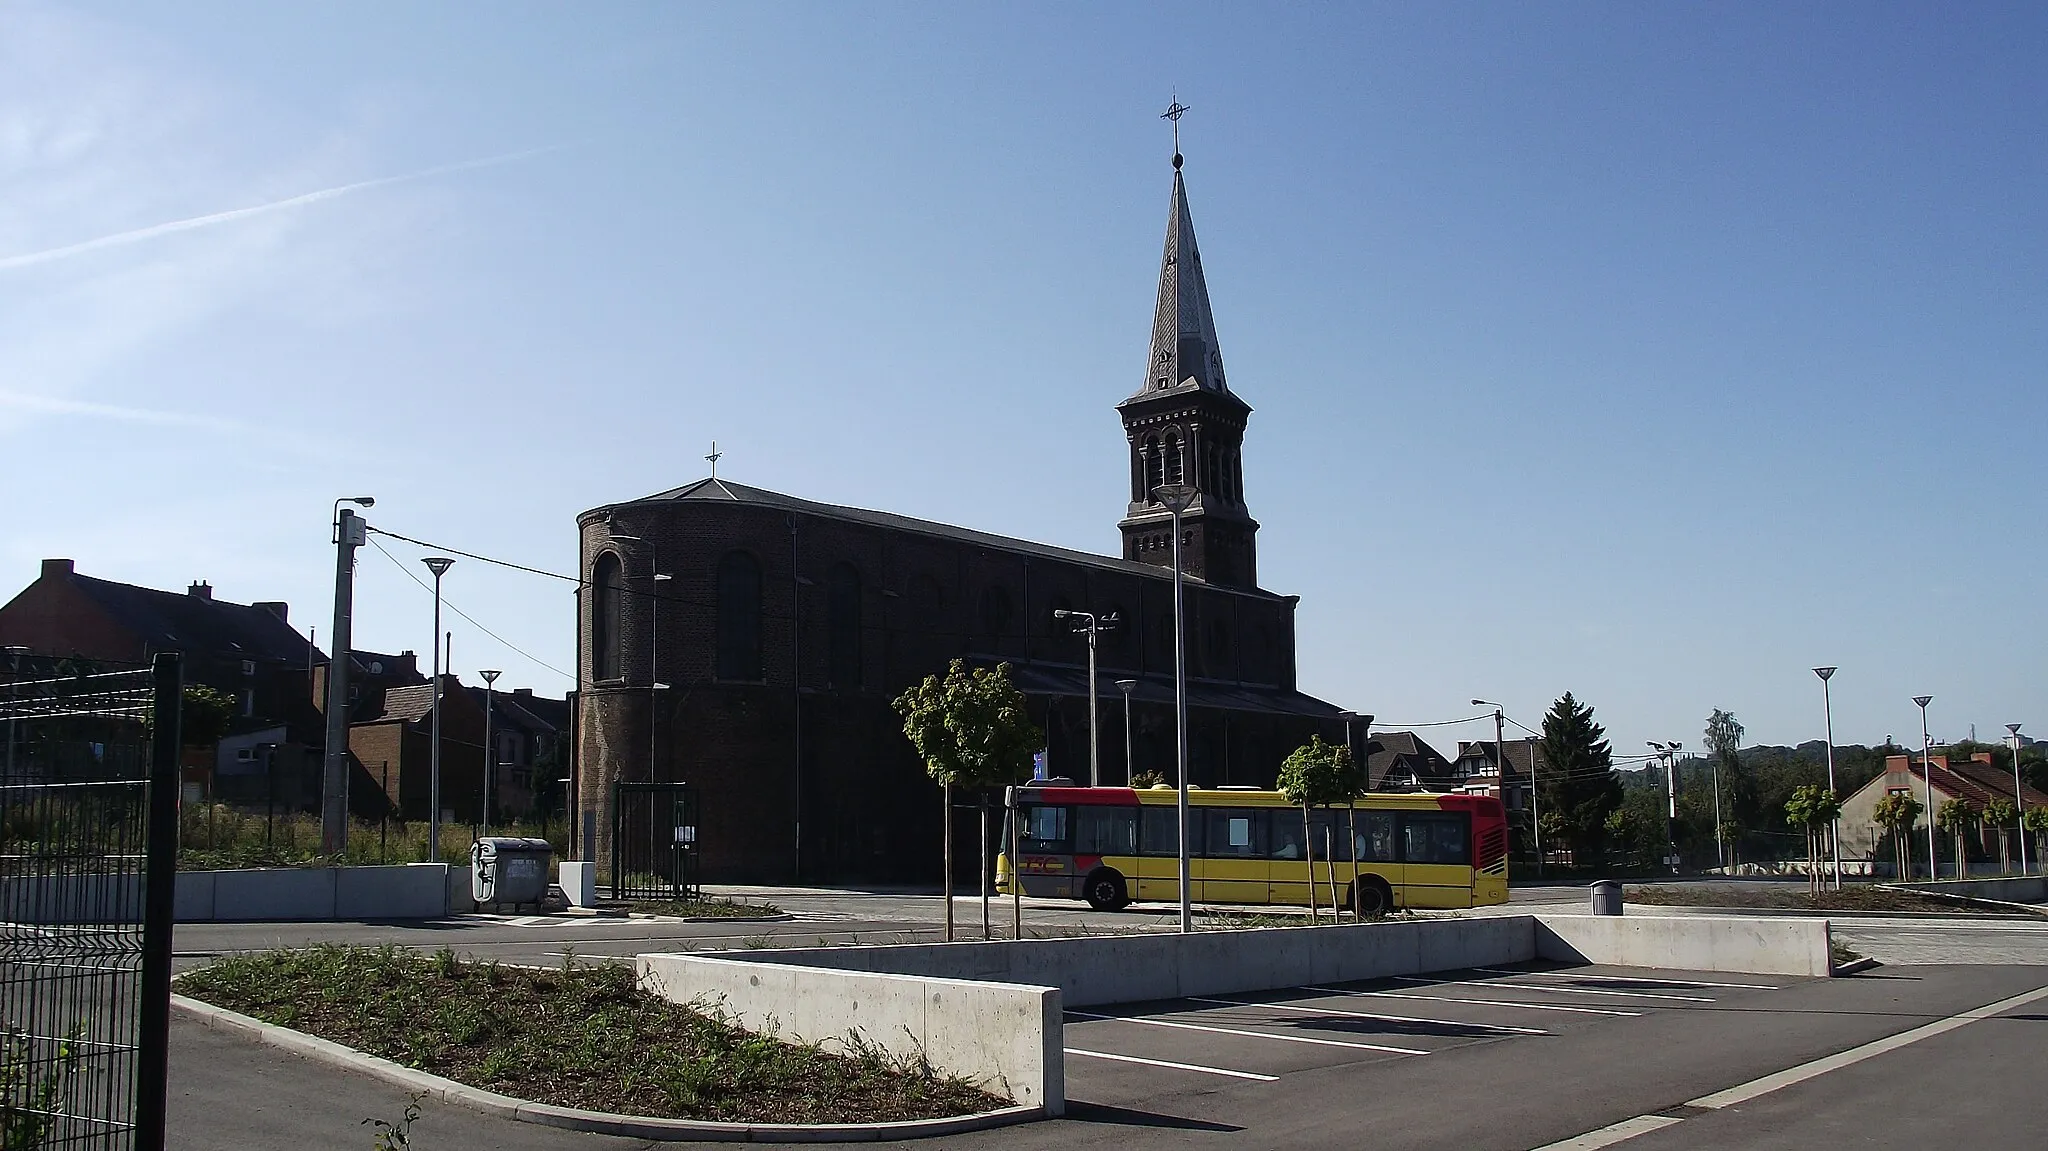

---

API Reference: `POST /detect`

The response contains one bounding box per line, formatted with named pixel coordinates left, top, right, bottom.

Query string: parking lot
left=1060, top=962, right=1788, bottom=1102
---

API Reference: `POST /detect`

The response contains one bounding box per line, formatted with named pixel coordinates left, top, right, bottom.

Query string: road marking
left=1529, top=981, right=2048, bottom=1151
left=1301, top=986, right=1642, bottom=1017
left=1471, top=968, right=1778, bottom=991
left=1186, top=995, right=1549, bottom=1035
left=1393, top=976, right=1715, bottom=1004
left=1530, top=1115, right=1685, bottom=1151
left=1065, top=1011, right=1428, bottom=1055
left=1062, top=1048, right=1278, bottom=1081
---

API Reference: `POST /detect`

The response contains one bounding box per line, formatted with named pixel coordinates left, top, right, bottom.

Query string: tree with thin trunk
left=1982, top=798, right=2018, bottom=875
left=1873, top=792, right=1922, bottom=880
left=1277, top=735, right=1353, bottom=924
left=2022, top=807, right=2048, bottom=875
left=1936, top=798, right=1977, bottom=881
left=1784, top=785, right=1841, bottom=897
left=1704, top=709, right=1749, bottom=868
left=894, top=660, right=1042, bottom=942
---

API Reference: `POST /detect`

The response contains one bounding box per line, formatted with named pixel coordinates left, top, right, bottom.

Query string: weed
left=362, top=1092, right=424, bottom=1150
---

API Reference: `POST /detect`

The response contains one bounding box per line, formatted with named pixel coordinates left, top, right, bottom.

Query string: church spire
left=1139, top=158, right=1230, bottom=397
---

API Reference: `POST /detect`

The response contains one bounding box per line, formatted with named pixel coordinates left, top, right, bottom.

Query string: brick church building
left=576, top=152, right=1361, bottom=883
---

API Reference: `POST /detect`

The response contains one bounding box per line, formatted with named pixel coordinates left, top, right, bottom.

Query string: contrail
left=0, top=146, right=557, bottom=273
left=0, top=390, right=244, bottom=432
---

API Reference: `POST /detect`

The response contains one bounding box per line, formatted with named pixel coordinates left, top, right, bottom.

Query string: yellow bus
left=997, top=784, right=1510, bottom=914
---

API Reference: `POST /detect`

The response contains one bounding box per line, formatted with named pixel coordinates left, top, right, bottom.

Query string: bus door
left=1135, top=802, right=1190, bottom=903
left=1399, top=809, right=1474, bottom=908
left=1201, top=807, right=1268, bottom=903
left=1346, top=809, right=1403, bottom=906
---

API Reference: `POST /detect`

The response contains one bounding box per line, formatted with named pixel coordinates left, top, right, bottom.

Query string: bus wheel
left=1351, top=878, right=1392, bottom=918
left=1084, top=870, right=1129, bottom=912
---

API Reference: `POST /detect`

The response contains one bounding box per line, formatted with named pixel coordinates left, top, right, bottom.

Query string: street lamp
left=1814, top=667, right=1840, bottom=889
left=1151, top=481, right=1197, bottom=933
left=1648, top=742, right=1677, bottom=874
left=1913, top=695, right=1935, bottom=880
left=1473, top=700, right=1531, bottom=875
left=2007, top=723, right=2028, bottom=875
left=480, top=669, right=501, bottom=837
left=1054, top=609, right=1117, bottom=787
left=322, top=495, right=375, bottom=853
left=1115, top=679, right=1138, bottom=785
left=422, top=556, right=455, bottom=862
left=609, top=534, right=670, bottom=781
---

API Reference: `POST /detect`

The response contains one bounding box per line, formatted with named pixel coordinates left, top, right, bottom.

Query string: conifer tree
left=1538, top=693, right=1621, bottom=866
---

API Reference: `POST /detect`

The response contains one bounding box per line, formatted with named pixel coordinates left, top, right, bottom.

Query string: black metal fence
left=611, top=782, right=699, bottom=902
left=2, top=654, right=179, bottom=1151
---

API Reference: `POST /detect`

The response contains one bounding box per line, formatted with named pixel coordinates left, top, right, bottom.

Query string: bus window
left=1356, top=811, right=1397, bottom=862
left=1139, top=805, right=1192, bottom=856
left=1400, top=812, right=1470, bottom=865
left=1021, top=805, right=1071, bottom=852
left=1269, top=814, right=1305, bottom=861
left=1076, top=805, right=1139, bottom=855
left=1203, top=808, right=1265, bottom=858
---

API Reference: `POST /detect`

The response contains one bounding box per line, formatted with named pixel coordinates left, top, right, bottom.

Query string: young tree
left=1935, top=798, right=1977, bottom=880
left=1538, top=693, right=1621, bottom=866
left=1783, top=785, right=1841, bottom=897
left=1982, top=798, right=2018, bottom=875
left=1277, top=735, right=1356, bottom=924
left=2022, top=807, right=2048, bottom=874
left=893, top=660, right=1042, bottom=941
left=1873, top=792, right=1923, bottom=880
left=1704, top=709, right=1755, bottom=866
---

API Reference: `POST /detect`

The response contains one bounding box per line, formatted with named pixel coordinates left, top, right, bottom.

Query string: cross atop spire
left=1136, top=148, right=1230, bottom=398
left=1161, top=98, right=1191, bottom=167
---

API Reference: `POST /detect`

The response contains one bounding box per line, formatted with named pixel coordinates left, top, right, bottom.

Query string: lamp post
left=1115, top=679, right=1137, bottom=785
left=1649, top=742, right=1678, bottom=874
left=480, top=669, right=501, bottom=837
left=1914, top=695, right=1935, bottom=880
left=1151, top=482, right=1196, bottom=933
left=1474, top=700, right=1531, bottom=875
left=322, top=495, right=374, bottom=853
left=2007, top=723, right=2028, bottom=874
left=1814, top=667, right=1840, bottom=889
left=1053, top=609, right=1116, bottom=787
left=609, top=535, right=670, bottom=781
left=422, top=557, right=455, bottom=862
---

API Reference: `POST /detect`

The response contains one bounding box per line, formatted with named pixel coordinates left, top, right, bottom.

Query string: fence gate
left=1, top=654, right=180, bottom=1151
left=611, top=782, right=699, bottom=902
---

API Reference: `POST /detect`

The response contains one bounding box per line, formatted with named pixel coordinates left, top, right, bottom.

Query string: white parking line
left=1301, top=986, right=1643, bottom=1017
left=1065, top=1011, right=1428, bottom=1055
left=1394, top=976, right=1715, bottom=1003
left=1062, top=1048, right=1279, bottom=1082
left=1186, top=995, right=1550, bottom=1035
left=1533, top=1114, right=1684, bottom=1151
left=1471, top=968, right=1778, bottom=991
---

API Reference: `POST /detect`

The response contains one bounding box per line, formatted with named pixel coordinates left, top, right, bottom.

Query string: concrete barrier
left=1534, top=914, right=1833, bottom=977
left=5, top=865, right=458, bottom=923
left=0, top=873, right=142, bottom=924
left=637, top=953, right=1063, bottom=1115
left=337, top=864, right=450, bottom=919
left=558, top=861, right=595, bottom=908
left=1883, top=876, right=2047, bottom=904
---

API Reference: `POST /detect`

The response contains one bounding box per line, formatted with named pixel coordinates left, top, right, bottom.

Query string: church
left=575, top=148, right=1361, bottom=883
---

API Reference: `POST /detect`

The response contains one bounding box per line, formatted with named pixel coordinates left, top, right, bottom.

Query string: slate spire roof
left=1139, top=158, right=1231, bottom=398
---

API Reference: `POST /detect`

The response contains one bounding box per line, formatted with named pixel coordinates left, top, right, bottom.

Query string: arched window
left=827, top=562, right=862, bottom=688
left=592, top=551, right=624, bottom=681
left=1162, top=430, right=1185, bottom=486
left=716, top=551, right=762, bottom=680
left=1142, top=435, right=1163, bottom=500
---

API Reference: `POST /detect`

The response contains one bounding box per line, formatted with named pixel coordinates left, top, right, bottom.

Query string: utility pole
left=480, top=669, right=501, bottom=836
left=322, top=498, right=373, bottom=852
left=1054, top=610, right=1116, bottom=787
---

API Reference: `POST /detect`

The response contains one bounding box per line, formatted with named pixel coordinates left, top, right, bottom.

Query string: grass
left=176, top=806, right=569, bottom=870
left=627, top=897, right=783, bottom=919
left=1622, top=883, right=1984, bottom=914
left=177, top=945, right=1004, bottom=1123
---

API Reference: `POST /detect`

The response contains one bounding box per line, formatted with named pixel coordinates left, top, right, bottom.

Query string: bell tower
left=1116, top=140, right=1258, bottom=590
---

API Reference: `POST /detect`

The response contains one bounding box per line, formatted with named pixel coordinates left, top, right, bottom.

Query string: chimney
left=513, top=687, right=533, bottom=697
left=252, top=601, right=289, bottom=623
left=188, top=581, right=212, bottom=601
left=41, top=558, right=74, bottom=579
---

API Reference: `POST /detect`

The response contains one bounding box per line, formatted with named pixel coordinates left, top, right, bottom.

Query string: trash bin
left=472, top=836, right=554, bottom=910
left=1589, top=879, right=1624, bottom=916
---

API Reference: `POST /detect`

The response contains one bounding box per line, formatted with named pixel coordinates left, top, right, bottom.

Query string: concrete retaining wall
left=9, top=864, right=460, bottom=923
left=1885, top=876, right=2047, bottom=904
left=709, top=916, right=1541, bottom=1008
left=1535, top=914, right=1833, bottom=977
left=637, top=953, right=1063, bottom=1115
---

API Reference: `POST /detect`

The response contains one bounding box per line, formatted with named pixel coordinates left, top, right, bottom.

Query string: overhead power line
left=367, top=536, right=573, bottom=680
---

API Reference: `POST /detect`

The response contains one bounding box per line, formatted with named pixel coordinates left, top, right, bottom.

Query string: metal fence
left=610, top=781, right=699, bottom=902
left=2, top=654, right=179, bottom=1151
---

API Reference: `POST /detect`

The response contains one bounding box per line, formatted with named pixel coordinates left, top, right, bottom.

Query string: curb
left=1618, top=902, right=2044, bottom=922
left=675, top=912, right=795, bottom=924
left=1870, top=885, right=2048, bottom=919
left=1831, top=956, right=1883, bottom=976
left=170, top=995, right=1042, bottom=1142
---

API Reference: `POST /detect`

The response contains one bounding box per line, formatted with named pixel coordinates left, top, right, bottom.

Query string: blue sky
left=3, top=3, right=2042, bottom=761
